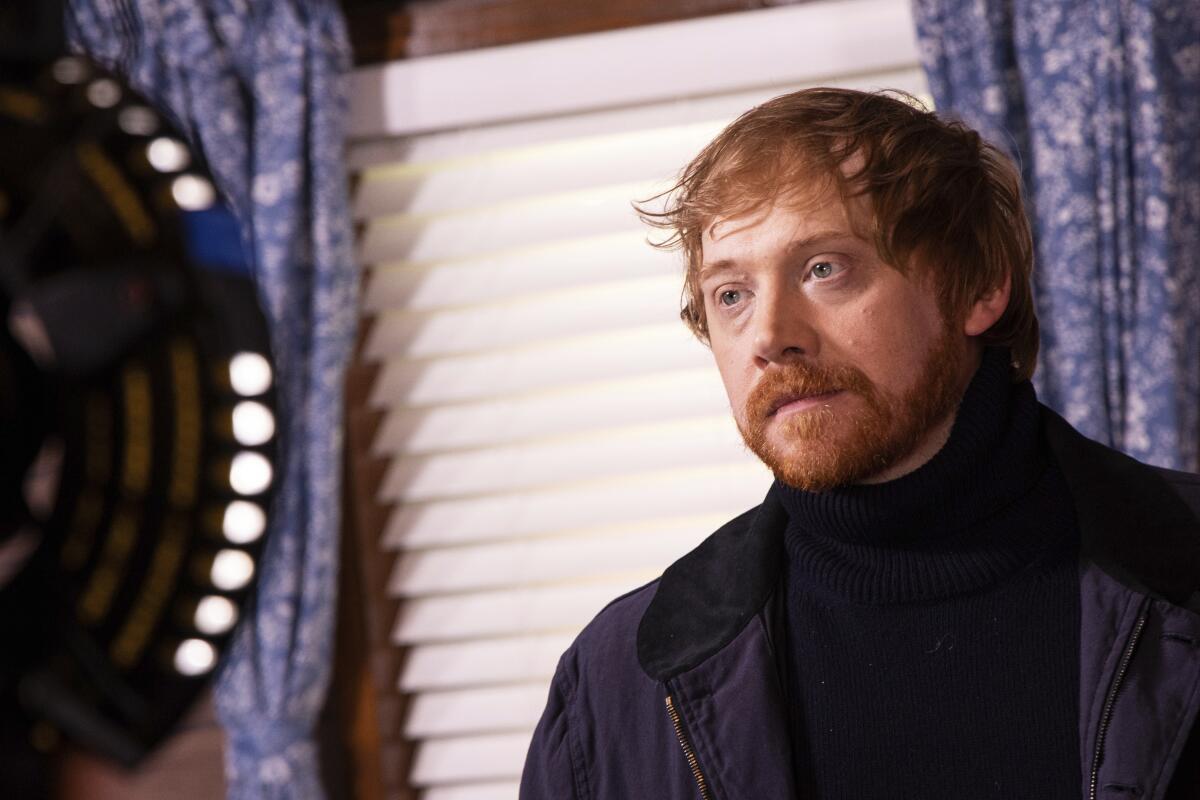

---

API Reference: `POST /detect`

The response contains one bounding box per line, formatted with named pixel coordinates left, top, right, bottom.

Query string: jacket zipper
left=1088, top=600, right=1150, bottom=800
left=665, top=694, right=714, bottom=800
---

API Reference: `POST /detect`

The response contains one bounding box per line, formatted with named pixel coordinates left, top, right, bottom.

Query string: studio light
left=0, top=49, right=281, bottom=769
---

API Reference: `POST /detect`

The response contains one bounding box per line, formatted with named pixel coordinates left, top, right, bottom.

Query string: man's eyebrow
left=698, top=259, right=737, bottom=282
left=788, top=229, right=859, bottom=250
left=698, top=229, right=858, bottom=282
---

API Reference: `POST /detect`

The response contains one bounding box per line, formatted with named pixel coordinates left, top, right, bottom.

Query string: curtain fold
left=66, top=2, right=356, bottom=797
left=913, top=0, right=1200, bottom=471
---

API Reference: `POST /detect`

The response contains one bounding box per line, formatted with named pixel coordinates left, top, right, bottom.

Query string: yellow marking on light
left=76, top=141, right=156, bottom=246
left=61, top=394, right=112, bottom=570
left=122, top=365, right=152, bottom=496
left=78, top=509, right=137, bottom=623
left=0, top=88, right=47, bottom=123
left=169, top=342, right=201, bottom=508
left=60, top=488, right=103, bottom=571
left=110, top=513, right=189, bottom=668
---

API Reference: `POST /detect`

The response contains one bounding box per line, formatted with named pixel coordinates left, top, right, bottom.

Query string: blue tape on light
left=181, top=205, right=252, bottom=276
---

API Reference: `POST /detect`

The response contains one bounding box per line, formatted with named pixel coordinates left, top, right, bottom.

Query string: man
left=520, top=88, right=1200, bottom=799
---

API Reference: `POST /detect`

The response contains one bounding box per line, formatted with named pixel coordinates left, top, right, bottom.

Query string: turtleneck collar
left=777, top=347, right=1071, bottom=604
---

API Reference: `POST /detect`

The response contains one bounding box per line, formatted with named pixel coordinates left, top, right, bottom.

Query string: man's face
left=699, top=186, right=978, bottom=492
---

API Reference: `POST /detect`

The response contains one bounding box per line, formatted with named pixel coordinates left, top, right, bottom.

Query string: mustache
left=745, top=362, right=873, bottom=420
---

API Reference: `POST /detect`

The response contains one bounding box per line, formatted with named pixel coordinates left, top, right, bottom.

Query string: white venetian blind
left=346, top=2, right=926, bottom=797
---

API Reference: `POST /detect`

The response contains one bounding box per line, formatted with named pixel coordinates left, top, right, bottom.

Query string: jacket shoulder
left=521, top=580, right=664, bottom=800
left=1044, top=406, right=1200, bottom=611
left=569, top=501, right=764, bottom=674
left=570, top=578, right=660, bottom=672
left=1152, top=465, right=1200, bottom=519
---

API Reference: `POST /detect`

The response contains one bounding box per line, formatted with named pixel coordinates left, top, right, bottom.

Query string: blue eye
left=811, top=261, right=837, bottom=279
left=719, top=289, right=742, bottom=307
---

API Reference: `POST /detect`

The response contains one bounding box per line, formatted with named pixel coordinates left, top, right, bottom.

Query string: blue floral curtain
left=66, top=1, right=356, bottom=797
left=913, top=0, right=1200, bottom=471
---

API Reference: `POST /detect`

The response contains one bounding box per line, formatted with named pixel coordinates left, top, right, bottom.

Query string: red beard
left=738, top=327, right=968, bottom=492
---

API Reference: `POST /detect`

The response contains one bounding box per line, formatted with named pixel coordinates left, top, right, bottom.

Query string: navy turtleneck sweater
left=778, top=348, right=1081, bottom=799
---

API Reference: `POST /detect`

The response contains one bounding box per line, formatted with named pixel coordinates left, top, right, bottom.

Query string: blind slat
left=410, top=733, right=532, bottom=785
left=400, top=634, right=573, bottom=692
left=390, top=522, right=710, bottom=597
left=370, top=325, right=711, bottom=407
left=406, top=684, right=548, bottom=738
left=349, top=66, right=926, bottom=170
left=364, top=275, right=679, bottom=360
left=358, top=181, right=658, bottom=265
left=355, top=122, right=720, bottom=219
left=373, top=369, right=728, bottom=456
left=420, top=781, right=520, bottom=800
left=393, top=579, right=648, bottom=644
left=362, top=231, right=669, bottom=313
left=383, top=464, right=769, bottom=549
left=380, top=417, right=747, bottom=502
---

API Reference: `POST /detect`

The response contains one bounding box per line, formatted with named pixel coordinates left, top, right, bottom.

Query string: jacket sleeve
left=1165, top=718, right=1200, bottom=799
left=519, top=649, right=586, bottom=800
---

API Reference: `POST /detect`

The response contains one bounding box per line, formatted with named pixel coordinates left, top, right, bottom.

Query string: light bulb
left=222, top=500, right=266, bottom=544
left=51, top=57, right=89, bottom=85
left=85, top=79, right=121, bottom=108
left=171, top=174, right=216, bottom=210
left=173, top=638, right=216, bottom=676
left=210, top=549, right=254, bottom=591
left=118, top=106, right=159, bottom=136
left=147, top=137, right=190, bottom=172
left=194, top=595, right=238, bottom=635
left=231, top=401, right=275, bottom=446
left=229, top=452, right=272, bottom=495
left=228, top=352, right=272, bottom=396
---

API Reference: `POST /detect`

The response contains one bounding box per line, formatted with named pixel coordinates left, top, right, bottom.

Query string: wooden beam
left=344, top=0, right=806, bottom=65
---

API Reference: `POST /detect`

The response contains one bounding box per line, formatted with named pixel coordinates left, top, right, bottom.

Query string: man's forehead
left=700, top=187, right=867, bottom=248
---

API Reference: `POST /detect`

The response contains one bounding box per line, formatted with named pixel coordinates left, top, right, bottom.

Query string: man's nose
left=751, top=288, right=818, bottom=367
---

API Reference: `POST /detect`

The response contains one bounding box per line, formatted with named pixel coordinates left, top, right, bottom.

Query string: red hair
left=637, top=88, right=1038, bottom=381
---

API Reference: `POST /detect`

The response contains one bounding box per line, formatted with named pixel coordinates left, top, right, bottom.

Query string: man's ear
left=963, top=272, right=1012, bottom=337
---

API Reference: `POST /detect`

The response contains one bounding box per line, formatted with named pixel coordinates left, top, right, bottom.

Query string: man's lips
left=769, top=390, right=842, bottom=417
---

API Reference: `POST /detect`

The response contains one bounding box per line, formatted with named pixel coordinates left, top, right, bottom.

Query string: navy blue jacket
left=520, top=408, right=1200, bottom=799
